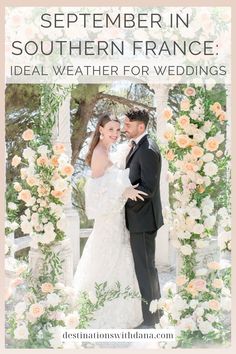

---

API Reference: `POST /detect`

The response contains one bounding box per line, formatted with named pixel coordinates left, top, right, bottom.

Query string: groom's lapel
left=126, top=134, right=148, bottom=166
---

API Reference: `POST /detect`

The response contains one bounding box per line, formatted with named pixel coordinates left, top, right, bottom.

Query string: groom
left=124, top=108, right=164, bottom=329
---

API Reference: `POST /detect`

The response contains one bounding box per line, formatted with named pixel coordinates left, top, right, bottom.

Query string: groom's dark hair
left=125, top=108, right=149, bottom=128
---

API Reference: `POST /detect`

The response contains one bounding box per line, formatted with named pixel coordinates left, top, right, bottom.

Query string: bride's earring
left=100, top=133, right=104, bottom=140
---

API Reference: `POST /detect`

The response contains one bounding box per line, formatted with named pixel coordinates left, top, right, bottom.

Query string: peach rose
left=192, top=278, right=206, bottom=292
left=208, top=299, right=221, bottom=311
left=164, top=130, right=175, bottom=141
left=14, top=182, right=22, bottom=192
left=22, top=129, right=35, bottom=141
left=178, top=115, right=190, bottom=128
left=176, top=135, right=190, bottom=148
left=191, top=146, right=204, bottom=158
left=53, top=143, right=65, bottom=155
left=210, top=102, right=222, bottom=114
left=18, top=189, right=32, bottom=203
left=217, top=111, right=227, bottom=122
left=184, top=162, right=195, bottom=172
left=41, top=282, right=54, bottom=293
left=51, top=155, right=59, bottom=167
left=12, top=155, right=21, bottom=167
left=61, top=164, right=74, bottom=176
left=180, top=98, right=190, bottom=111
left=37, top=185, right=49, bottom=197
left=176, top=275, right=188, bottom=286
left=29, top=303, right=45, bottom=318
left=51, top=190, right=65, bottom=198
left=205, top=137, right=219, bottom=152
left=184, top=87, right=196, bottom=97
left=212, top=279, right=223, bottom=289
left=162, top=108, right=173, bottom=121
left=37, top=156, right=49, bottom=167
left=165, top=150, right=175, bottom=161
left=207, top=261, right=221, bottom=270
left=186, top=281, right=198, bottom=296
left=26, top=176, right=38, bottom=187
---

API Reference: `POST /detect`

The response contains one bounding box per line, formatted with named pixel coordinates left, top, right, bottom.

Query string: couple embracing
left=73, top=108, right=163, bottom=329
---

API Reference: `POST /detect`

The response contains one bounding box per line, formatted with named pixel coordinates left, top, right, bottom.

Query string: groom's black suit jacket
left=125, top=134, right=164, bottom=233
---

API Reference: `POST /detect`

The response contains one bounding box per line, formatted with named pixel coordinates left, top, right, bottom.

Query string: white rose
left=189, top=300, right=198, bottom=309
left=57, top=218, right=67, bottom=232
left=206, top=313, right=218, bottom=323
left=203, top=176, right=211, bottom=187
left=48, top=326, right=64, bottom=349
left=15, top=302, right=27, bottom=316
left=39, top=231, right=56, bottom=244
left=46, top=293, right=61, bottom=307
left=11, top=221, right=19, bottom=231
left=149, top=299, right=158, bottom=314
left=196, top=240, right=209, bottom=249
left=163, top=282, right=177, bottom=296
left=44, top=222, right=54, bottom=233
left=215, top=132, right=225, bottom=144
left=23, top=147, right=35, bottom=160
left=26, top=197, right=36, bottom=207
left=179, top=317, right=197, bottom=331
left=192, top=223, right=205, bottom=234
left=31, top=213, right=39, bottom=226
left=204, top=215, right=216, bottom=229
left=21, top=220, right=33, bottom=234
left=218, top=207, right=228, bottom=218
left=14, top=324, right=29, bottom=340
left=204, top=162, right=218, bottom=176
left=49, top=203, right=64, bottom=217
left=180, top=244, right=193, bottom=255
left=188, top=207, right=201, bottom=220
left=193, top=129, right=206, bottom=142
left=194, top=307, right=204, bottom=317
left=198, top=320, right=214, bottom=334
left=202, top=121, right=213, bottom=133
left=58, top=153, right=69, bottom=167
left=52, top=178, right=68, bottom=192
left=195, top=268, right=208, bottom=276
left=173, top=295, right=188, bottom=311
left=38, top=145, right=49, bottom=155
left=8, top=202, right=17, bottom=210
left=179, top=231, right=191, bottom=240
left=221, top=297, right=231, bottom=312
left=201, top=153, right=214, bottom=162
left=64, top=312, right=80, bottom=329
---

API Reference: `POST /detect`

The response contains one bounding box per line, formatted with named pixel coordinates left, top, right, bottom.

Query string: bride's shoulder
left=91, top=146, right=110, bottom=178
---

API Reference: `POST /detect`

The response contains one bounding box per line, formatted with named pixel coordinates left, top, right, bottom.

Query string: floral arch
left=5, top=83, right=231, bottom=349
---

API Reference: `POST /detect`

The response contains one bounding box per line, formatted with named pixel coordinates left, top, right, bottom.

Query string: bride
left=73, top=113, right=146, bottom=329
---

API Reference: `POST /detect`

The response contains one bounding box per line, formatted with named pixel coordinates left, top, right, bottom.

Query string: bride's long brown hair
left=85, top=113, right=120, bottom=166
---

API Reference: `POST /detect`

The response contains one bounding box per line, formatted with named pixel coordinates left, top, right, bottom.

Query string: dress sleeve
left=85, top=168, right=131, bottom=219
left=109, top=143, right=131, bottom=170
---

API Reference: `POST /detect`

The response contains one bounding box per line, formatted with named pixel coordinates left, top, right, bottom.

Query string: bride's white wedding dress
left=73, top=149, right=142, bottom=329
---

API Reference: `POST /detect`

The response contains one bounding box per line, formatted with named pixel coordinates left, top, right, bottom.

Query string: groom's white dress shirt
left=131, top=131, right=148, bottom=145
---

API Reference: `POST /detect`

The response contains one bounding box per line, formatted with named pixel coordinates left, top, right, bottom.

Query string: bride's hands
left=123, top=184, right=148, bottom=201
